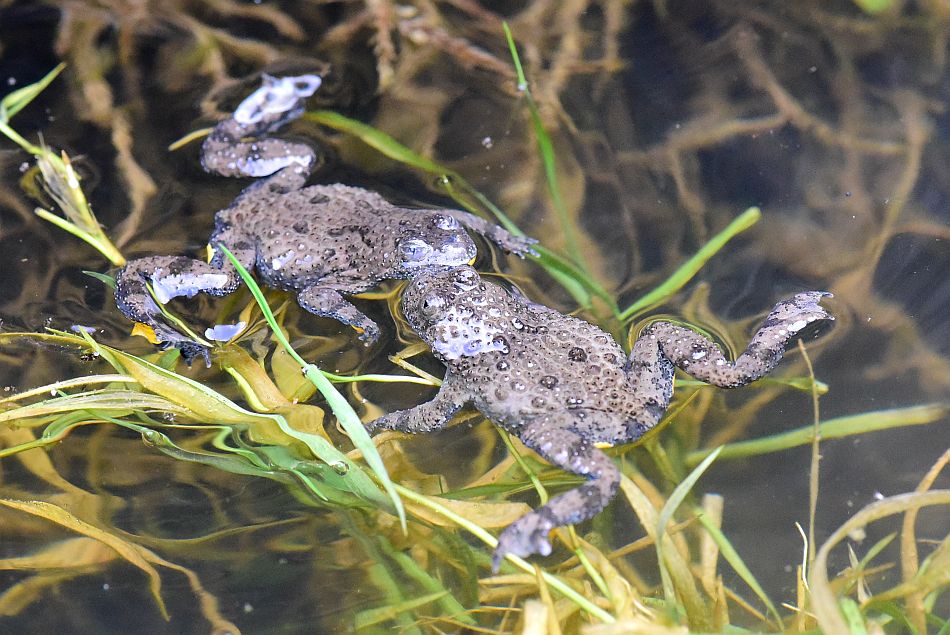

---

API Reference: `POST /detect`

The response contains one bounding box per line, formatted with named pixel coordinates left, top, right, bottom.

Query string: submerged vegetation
left=0, top=2, right=948, bottom=633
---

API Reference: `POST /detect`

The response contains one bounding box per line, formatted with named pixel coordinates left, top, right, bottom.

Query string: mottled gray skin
left=114, top=75, right=535, bottom=363
left=367, top=265, right=834, bottom=571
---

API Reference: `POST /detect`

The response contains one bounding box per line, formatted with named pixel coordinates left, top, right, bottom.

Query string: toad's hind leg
left=635, top=291, right=834, bottom=389
left=115, top=227, right=255, bottom=362
left=201, top=74, right=322, bottom=193
left=114, top=254, right=244, bottom=362
left=493, top=417, right=620, bottom=572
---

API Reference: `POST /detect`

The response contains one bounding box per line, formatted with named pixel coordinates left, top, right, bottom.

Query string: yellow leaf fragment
left=0, top=498, right=168, bottom=619
left=0, top=536, right=116, bottom=570
left=406, top=495, right=532, bottom=529
left=131, top=322, right=160, bottom=344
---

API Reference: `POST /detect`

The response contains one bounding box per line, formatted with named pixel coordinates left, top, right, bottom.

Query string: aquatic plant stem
left=685, top=404, right=947, bottom=466
left=1, top=65, right=125, bottom=267
left=391, top=483, right=616, bottom=623
left=503, top=22, right=588, bottom=274
left=799, top=340, right=822, bottom=568
left=619, top=207, right=761, bottom=322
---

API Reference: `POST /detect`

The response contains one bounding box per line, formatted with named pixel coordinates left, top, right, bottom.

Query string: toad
left=367, top=265, right=833, bottom=570
left=114, top=74, right=535, bottom=362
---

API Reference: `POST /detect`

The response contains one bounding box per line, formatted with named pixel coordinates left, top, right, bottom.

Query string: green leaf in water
left=217, top=245, right=407, bottom=532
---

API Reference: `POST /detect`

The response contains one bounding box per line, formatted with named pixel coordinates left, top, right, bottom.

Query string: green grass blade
left=305, top=109, right=521, bottom=235
left=619, top=207, right=761, bottom=321
left=354, top=591, right=447, bottom=630
left=218, top=245, right=407, bottom=531
left=658, top=446, right=722, bottom=540
left=685, top=404, right=947, bottom=466
left=503, top=22, right=586, bottom=270
left=0, top=63, right=65, bottom=122
left=83, top=270, right=116, bottom=289
left=389, top=550, right=476, bottom=626
left=852, top=0, right=894, bottom=14
left=0, top=412, right=92, bottom=458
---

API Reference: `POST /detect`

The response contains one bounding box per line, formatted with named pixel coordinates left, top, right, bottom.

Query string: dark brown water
left=0, top=2, right=947, bottom=632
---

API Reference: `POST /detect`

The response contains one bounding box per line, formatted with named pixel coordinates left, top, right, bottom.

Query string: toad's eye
left=453, top=267, right=479, bottom=289
left=420, top=293, right=447, bottom=317
left=400, top=238, right=433, bottom=262
left=433, top=214, right=460, bottom=230
left=292, top=75, right=322, bottom=96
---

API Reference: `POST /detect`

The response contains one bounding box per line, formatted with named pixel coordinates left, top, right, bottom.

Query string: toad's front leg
left=295, top=284, right=384, bottom=345
left=441, top=209, right=538, bottom=258
left=366, top=373, right=468, bottom=434
left=493, top=416, right=620, bottom=572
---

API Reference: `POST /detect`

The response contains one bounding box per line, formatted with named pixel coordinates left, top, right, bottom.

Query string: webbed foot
left=170, top=339, right=212, bottom=368
left=489, top=419, right=620, bottom=573
left=492, top=510, right=556, bottom=573
left=765, top=291, right=834, bottom=332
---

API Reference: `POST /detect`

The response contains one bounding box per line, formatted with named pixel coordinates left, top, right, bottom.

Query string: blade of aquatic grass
left=308, top=109, right=528, bottom=232
left=392, top=483, right=615, bottom=623
left=618, top=472, right=713, bottom=623
left=685, top=404, right=947, bottom=466
left=809, top=490, right=950, bottom=634
left=0, top=412, right=95, bottom=458
left=0, top=65, right=125, bottom=266
left=574, top=537, right=638, bottom=619
left=34, top=204, right=125, bottom=267
left=218, top=245, right=407, bottom=531
left=322, top=371, right=438, bottom=387
left=498, top=429, right=548, bottom=504
left=354, top=591, right=449, bottom=630
left=676, top=375, right=830, bottom=394
left=111, top=419, right=291, bottom=481
left=0, top=389, right=192, bottom=422
left=901, top=447, right=950, bottom=632
left=852, top=0, right=895, bottom=14
left=619, top=207, right=761, bottom=321
left=110, top=417, right=367, bottom=507
left=80, top=332, right=392, bottom=509
left=0, top=63, right=66, bottom=150
left=339, top=515, right=420, bottom=635
left=800, top=341, right=822, bottom=572
left=304, top=110, right=617, bottom=312
left=82, top=270, right=116, bottom=289
left=389, top=548, right=477, bottom=626
left=0, top=498, right=169, bottom=619
left=0, top=374, right=136, bottom=404
left=503, top=23, right=586, bottom=272
left=655, top=446, right=722, bottom=627
left=1, top=64, right=65, bottom=119
left=403, top=495, right=531, bottom=529
left=695, top=511, right=783, bottom=627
